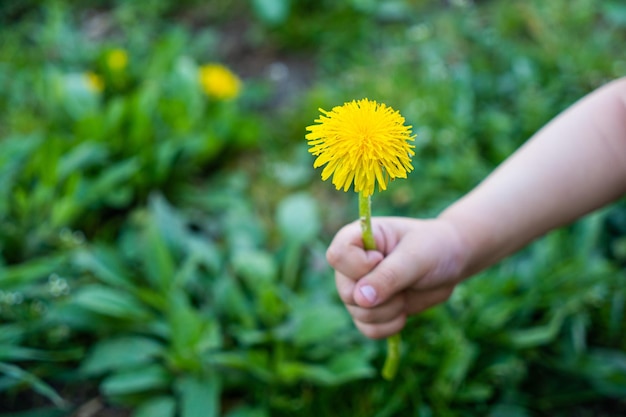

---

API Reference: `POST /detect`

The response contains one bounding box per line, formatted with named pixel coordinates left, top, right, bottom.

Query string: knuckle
left=325, top=245, right=341, bottom=267
left=374, top=267, right=401, bottom=294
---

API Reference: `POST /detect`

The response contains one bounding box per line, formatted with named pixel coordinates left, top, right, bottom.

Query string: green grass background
left=1, top=0, right=626, bottom=416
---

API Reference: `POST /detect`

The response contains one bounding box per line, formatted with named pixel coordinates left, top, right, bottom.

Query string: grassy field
left=1, top=1, right=626, bottom=416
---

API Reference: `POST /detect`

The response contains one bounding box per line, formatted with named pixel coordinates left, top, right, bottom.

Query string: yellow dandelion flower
left=306, top=98, right=415, bottom=197
left=306, top=98, right=414, bottom=380
left=84, top=71, right=104, bottom=92
left=198, top=63, right=242, bottom=100
left=106, top=48, right=128, bottom=71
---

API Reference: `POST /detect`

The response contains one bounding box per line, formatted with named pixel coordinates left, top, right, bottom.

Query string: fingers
left=328, top=218, right=406, bottom=308
left=327, top=221, right=384, bottom=280
left=352, top=238, right=429, bottom=307
left=355, top=314, right=407, bottom=340
left=348, top=292, right=408, bottom=340
left=335, top=272, right=356, bottom=305
left=346, top=293, right=406, bottom=324
left=328, top=217, right=466, bottom=340
left=349, top=285, right=455, bottom=339
left=352, top=219, right=464, bottom=308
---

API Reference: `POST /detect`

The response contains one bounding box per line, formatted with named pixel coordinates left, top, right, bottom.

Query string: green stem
left=358, top=192, right=376, bottom=250
left=358, top=191, right=401, bottom=380
left=382, top=333, right=401, bottom=381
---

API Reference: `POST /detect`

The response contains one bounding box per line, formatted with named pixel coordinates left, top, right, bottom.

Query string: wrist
left=436, top=207, right=498, bottom=280
left=424, top=215, right=476, bottom=284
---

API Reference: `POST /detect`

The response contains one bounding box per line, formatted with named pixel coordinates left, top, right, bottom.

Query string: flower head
left=198, top=63, right=242, bottom=100
left=306, top=98, right=415, bottom=196
left=84, top=71, right=104, bottom=93
left=106, top=48, right=128, bottom=71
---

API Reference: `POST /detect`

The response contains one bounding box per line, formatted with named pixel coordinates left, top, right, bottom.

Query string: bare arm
left=328, top=77, right=626, bottom=339
left=441, top=77, right=626, bottom=277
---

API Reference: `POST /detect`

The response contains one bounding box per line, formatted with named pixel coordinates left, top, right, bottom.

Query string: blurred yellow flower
left=198, top=63, right=241, bottom=100
left=107, top=48, right=128, bottom=71
left=84, top=72, right=104, bottom=92
left=306, top=99, right=415, bottom=196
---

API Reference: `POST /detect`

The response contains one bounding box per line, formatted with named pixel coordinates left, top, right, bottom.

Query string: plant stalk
left=358, top=191, right=401, bottom=381
left=358, top=192, right=376, bottom=251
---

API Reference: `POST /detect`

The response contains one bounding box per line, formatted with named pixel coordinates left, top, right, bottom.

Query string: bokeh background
left=2, top=0, right=626, bottom=416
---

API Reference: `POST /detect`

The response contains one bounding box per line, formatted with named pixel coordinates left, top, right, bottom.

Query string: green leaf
left=471, top=299, right=519, bottom=332
left=147, top=193, right=221, bottom=276
left=580, top=348, right=626, bottom=397
left=80, top=337, right=164, bottom=376
left=502, top=309, right=566, bottom=348
left=149, top=193, right=188, bottom=250
left=188, top=237, right=221, bottom=273
left=250, top=0, right=291, bottom=25
left=167, top=290, right=222, bottom=370
left=0, top=134, right=42, bottom=212
left=210, top=350, right=273, bottom=381
left=101, top=364, right=170, bottom=397
left=256, top=286, right=286, bottom=325
left=133, top=396, right=177, bottom=417
left=142, top=217, right=177, bottom=290
left=72, top=246, right=133, bottom=290
left=224, top=206, right=266, bottom=253
left=327, top=350, right=375, bottom=384
left=603, top=2, right=626, bottom=27
left=0, top=254, right=66, bottom=289
left=289, top=302, right=350, bottom=346
left=0, top=345, right=81, bottom=362
left=80, top=157, right=139, bottom=206
left=0, top=362, right=67, bottom=408
left=275, top=361, right=335, bottom=385
left=213, top=276, right=255, bottom=328
left=276, top=193, right=320, bottom=244
left=0, top=325, right=24, bottom=344
left=231, top=250, right=277, bottom=287
left=56, top=141, right=108, bottom=181
left=176, top=374, right=221, bottom=417
left=71, top=284, right=152, bottom=321
left=456, top=382, right=493, bottom=402
left=57, top=72, right=101, bottom=118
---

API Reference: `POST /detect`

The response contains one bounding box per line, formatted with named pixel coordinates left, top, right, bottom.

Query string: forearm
left=440, top=77, right=626, bottom=277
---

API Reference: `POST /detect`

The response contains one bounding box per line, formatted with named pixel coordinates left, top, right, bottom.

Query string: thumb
left=352, top=240, right=432, bottom=307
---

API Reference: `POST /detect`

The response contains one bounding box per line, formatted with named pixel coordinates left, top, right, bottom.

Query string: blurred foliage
left=1, top=0, right=626, bottom=416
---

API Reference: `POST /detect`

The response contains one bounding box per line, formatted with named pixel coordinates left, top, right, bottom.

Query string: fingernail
left=360, top=285, right=377, bottom=304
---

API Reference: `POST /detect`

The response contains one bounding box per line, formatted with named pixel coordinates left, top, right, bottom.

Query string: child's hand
left=326, top=217, right=468, bottom=339
left=328, top=78, right=626, bottom=339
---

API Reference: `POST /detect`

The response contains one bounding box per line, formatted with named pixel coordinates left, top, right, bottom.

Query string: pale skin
left=327, top=77, right=626, bottom=339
